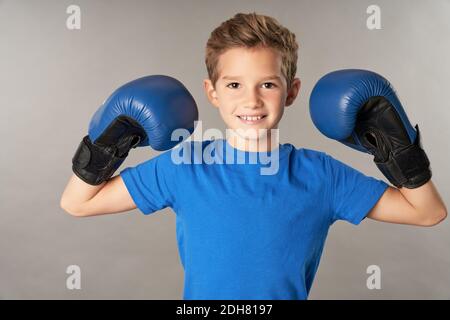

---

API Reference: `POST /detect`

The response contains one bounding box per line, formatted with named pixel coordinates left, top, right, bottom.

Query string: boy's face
left=204, top=46, right=301, bottom=149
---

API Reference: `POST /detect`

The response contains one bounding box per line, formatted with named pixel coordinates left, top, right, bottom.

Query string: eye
left=263, top=82, right=277, bottom=89
left=226, top=82, right=240, bottom=89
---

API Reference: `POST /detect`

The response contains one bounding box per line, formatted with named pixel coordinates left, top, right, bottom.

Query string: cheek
left=224, top=91, right=241, bottom=102
left=264, top=92, right=284, bottom=109
left=217, top=90, right=240, bottom=107
left=218, top=104, right=236, bottom=119
left=263, top=89, right=283, bottom=100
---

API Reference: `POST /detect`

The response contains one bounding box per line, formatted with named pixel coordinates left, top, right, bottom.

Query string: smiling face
left=204, top=46, right=301, bottom=151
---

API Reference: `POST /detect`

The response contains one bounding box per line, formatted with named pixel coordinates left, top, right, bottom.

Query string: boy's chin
left=228, top=127, right=276, bottom=140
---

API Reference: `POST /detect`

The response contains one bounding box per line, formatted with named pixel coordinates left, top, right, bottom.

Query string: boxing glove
left=309, top=69, right=431, bottom=189
left=72, top=75, right=198, bottom=185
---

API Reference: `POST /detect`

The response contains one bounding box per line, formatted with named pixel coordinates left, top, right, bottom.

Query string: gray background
left=0, top=0, right=449, bottom=299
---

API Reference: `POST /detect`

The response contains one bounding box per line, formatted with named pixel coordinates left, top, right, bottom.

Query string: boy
left=61, top=13, right=447, bottom=299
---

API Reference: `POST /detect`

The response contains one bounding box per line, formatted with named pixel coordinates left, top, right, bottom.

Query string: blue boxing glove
left=309, top=69, right=431, bottom=189
left=72, top=75, right=198, bottom=185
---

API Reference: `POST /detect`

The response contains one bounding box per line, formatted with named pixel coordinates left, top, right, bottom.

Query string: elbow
left=418, top=208, right=447, bottom=227
left=60, top=198, right=86, bottom=218
left=434, top=208, right=448, bottom=226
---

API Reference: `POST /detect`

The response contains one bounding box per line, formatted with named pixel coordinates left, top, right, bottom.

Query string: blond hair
left=205, top=12, right=299, bottom=89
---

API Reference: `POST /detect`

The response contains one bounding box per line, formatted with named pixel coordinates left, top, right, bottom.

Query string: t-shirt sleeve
left=119, top=151, right=176, bottom=215
left=324, top=153, right=389, bottom=225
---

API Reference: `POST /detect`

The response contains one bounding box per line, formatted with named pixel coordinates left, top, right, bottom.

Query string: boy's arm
left=367, top=180, right=447, bottom=226
left=60, top=75, right=197, bottom=218
left=310, top=70, right=447, bottom=226
left=60, top=174, right=136, bottom=217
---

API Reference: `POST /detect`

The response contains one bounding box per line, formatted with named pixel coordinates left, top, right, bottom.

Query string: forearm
left=398, top=180, right=447, bottom=225
left=60, top=173, right=107, bottom=213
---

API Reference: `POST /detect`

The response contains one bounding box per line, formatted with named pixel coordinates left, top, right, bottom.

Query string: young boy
left=61, top=13, right=447, bottom=299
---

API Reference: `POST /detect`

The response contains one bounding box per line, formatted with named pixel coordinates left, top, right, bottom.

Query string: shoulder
left=295, top=146, right=328, bottom=159
left=173, top=139, right=215, bottom=151
left=166, top=139, right=219, bottom=165
left=288, top=145, right=330, bottom=166
left=282, top=145, right=333, bottom=180
left=172, top=139, right=215, bottom=155
left=131, top=139, right=212, bottom=168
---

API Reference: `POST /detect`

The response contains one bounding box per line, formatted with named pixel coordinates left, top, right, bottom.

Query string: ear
left=285, top=78, right=301, bottom=107
left=203, top=79, right=220, bottom=109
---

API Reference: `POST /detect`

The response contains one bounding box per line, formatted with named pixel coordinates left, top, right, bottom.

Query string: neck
left=226, top=129, right=279, bottom=152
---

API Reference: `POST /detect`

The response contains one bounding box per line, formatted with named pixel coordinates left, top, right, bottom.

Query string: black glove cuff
left=72, top=135, right=127, bottom=185
left=375, top=125, right=432, bottom=188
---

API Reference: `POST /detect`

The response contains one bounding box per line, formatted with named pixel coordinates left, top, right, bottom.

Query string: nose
left=243, top=87, right=263, bottom=109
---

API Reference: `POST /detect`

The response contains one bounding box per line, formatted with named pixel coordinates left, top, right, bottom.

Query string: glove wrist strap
left=375, top=126, right=432, bottom=188
left=72, top=135, right=127, bottom=185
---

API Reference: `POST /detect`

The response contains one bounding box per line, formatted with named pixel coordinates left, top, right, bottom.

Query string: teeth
left=240, top=115, right=263, bottom=121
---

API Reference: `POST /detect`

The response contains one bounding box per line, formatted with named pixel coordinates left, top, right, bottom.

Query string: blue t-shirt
left=120, top=139, right=389, bottom=300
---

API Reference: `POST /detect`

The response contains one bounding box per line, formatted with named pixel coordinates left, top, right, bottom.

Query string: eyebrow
left=221, top=75, right=282, bottom=81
